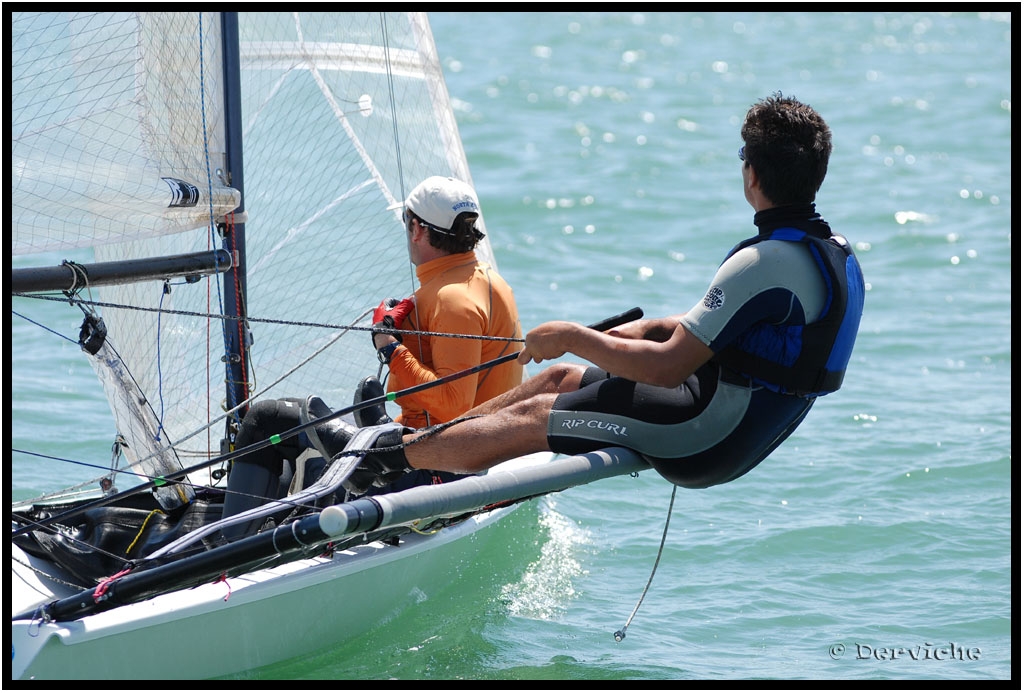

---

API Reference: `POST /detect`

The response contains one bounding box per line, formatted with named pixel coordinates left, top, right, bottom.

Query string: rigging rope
left=613, top=483, right=676, bottom=643
left=12, top=292, right=526, bottom=344
left=10, top=296, right=500, bottom=504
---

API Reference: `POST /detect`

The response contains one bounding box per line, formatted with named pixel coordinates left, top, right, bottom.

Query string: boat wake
left=500, top=497, right=592, bottom=621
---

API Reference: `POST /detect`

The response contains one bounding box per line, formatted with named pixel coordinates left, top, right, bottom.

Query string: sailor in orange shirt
left=361, top=175, right=523, bottom=430
left=220, top=176, right=522, bottom=539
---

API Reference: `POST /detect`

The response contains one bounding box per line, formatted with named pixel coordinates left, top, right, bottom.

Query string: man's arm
left=518, top=318, right=712, bottom=388
left=606, top=315, right=685, bottom=342
left=388, top=307, right=484, bottom=422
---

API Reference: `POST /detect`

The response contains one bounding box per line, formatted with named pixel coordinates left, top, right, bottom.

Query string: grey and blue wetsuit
left=547, top=204, right=864, bottom=488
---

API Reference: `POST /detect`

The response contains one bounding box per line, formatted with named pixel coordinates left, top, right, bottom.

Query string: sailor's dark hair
left=740, top=92, right=831, bottom=205
left=411, top=211, right=485, bottom=253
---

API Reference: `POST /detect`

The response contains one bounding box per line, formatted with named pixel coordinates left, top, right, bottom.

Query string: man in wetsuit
left=343, top=92, right=865, bottom=494
left=219, top=177, right=523, bottom=539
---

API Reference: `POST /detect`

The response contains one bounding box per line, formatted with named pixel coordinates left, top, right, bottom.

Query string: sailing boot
left=352, top=375, right=392, bottom=427
left=222, top=397, right=357, bottom=539
left=341, top=427, right=414, bottom=496
left=301, top=395, right=359, bottom=461
left=292, top=395, right=359, bottom=490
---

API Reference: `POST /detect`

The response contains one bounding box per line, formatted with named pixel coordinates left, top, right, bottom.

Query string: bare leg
left=459, top=362, right=586, bottom=416
left=404, top=392, right=556, bottom=473
left=402, top=363, right=587, bottom=473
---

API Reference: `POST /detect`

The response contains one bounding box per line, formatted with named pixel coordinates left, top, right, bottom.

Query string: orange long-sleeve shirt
left=386, top=251, right=523, bottom=428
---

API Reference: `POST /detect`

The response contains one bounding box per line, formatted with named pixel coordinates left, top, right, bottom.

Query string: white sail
left=11, top=12, right=239, bottom=255
left=228, top=11, right=494, bottom=408
left=12, top=12, right=496, bottom=493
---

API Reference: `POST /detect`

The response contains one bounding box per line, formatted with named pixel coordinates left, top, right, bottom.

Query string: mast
left=218, top=12, right=251, bottom=448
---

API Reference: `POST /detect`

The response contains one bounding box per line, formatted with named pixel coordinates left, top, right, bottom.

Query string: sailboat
left=11, top=12, right=648, bottom=680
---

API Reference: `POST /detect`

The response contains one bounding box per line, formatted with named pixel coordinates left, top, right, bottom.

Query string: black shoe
left=353, top=376, right=392, bottom=428
left=341, top=427, right=412, bottom=496
left=301, top=395, right=356, bottom=459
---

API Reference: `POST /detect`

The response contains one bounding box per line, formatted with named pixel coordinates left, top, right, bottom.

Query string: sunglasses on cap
left=403, top=208, right=457, bottom=236
left=402, top=209, right=429, bottom=232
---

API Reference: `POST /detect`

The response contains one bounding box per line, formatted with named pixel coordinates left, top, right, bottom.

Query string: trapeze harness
left=547, top=208, right=865, bottom=489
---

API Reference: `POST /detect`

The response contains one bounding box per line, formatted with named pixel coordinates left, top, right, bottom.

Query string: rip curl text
left=558, top=418, right=629, bottom=437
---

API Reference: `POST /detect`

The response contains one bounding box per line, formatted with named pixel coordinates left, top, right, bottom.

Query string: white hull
left=12, top=460, right=537, bottom=680
left=13, top=447, right=648, bottom=680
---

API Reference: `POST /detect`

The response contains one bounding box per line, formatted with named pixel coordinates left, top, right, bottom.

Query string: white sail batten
left=11, top=12, right=239, bottom=257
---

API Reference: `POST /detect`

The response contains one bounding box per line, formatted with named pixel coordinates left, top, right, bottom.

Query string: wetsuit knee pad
left=232, top=398, right=306, bottom=476
left=222, top=398, right=316, bottom=535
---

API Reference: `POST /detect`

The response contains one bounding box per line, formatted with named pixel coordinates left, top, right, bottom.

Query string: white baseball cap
left=405, top=176, right=480, bottom=231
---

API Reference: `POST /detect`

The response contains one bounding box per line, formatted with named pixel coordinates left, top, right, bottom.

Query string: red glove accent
left=372, top=297, right=414, bottom=345
left=373, top=297, right=414, bottom=328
